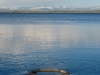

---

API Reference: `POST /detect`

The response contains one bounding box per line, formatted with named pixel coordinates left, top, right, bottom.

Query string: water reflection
left=0, top=24, right=100, bottom=54
left=0, top=24, right=100, bottom=75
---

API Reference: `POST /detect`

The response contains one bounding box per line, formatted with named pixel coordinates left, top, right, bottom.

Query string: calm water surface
left=0, top=13, right=100, bottom=75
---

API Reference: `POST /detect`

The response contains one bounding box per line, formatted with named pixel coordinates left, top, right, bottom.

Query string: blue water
left=0, top=13, right=100, bottom=75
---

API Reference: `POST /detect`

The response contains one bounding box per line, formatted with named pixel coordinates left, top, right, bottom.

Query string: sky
left=0, top=0, right=100, bottom=7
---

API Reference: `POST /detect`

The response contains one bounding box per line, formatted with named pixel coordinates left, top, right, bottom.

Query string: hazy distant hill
left=0, top=6, right=100, bottom=10
left=0, top=6, right=100, bottom=13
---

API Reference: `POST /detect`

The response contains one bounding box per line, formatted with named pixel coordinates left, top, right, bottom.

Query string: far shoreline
left=1, top=10, right=100, bottom=13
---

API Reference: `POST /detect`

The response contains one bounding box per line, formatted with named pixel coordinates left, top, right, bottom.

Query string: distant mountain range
left=1, top=6, right=100, bottom=10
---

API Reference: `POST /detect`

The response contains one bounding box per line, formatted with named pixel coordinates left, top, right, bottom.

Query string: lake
left=0, top=13, right=100, bottom=75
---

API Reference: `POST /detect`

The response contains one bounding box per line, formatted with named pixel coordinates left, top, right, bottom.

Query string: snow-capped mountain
left=0, top=6, right=100, bottom=11
left=33, top=6, right=54, bottom=10
left=0, top=7, right=10, bottom=10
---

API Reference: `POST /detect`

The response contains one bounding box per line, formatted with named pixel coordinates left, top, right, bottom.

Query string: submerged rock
left=30, top=68, right=70, bottom=75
